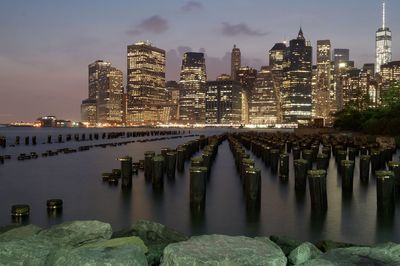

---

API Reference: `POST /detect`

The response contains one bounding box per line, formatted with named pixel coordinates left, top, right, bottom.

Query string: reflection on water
left=1, top=127, right=400, bottom=244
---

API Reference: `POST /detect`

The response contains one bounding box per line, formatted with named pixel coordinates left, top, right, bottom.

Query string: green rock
left=83, top=236, right=148, bottom=254
left=269, top=235, right=303, bottom=256
left=49, top=245, right=148, bottom=266
left=304, top=243, right=400, bottom=265
left=38, top=220, right=112, bottom=247
left=113, top=220, right=188, bottom=265
left=288, top=242, right=322, bottom=265
left=0, top=224, right=41, bottom=242
left=0, top=224, right=21, bottom=235
left=315, top=239, right=360, bottom=252
left=161, top=234, right=287, bottom=266
left=0, top=236, right=54, bottom=266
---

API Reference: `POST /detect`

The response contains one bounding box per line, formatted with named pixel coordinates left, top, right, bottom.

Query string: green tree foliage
left=334, top=82, right=400, bottom=135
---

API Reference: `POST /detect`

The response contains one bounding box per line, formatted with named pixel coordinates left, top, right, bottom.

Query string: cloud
left=181, top=1, right=203, bottom=12
left=127, top=15, right=169, bottom=35
left=221, top=22, right=268, bottom=37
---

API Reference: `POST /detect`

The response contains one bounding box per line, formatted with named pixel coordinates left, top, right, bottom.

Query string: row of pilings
left=0, top=130, right=187, bottom=148
left=1, top=131, right=194, bottom=165
left=230, top=132, right=399, bottom=217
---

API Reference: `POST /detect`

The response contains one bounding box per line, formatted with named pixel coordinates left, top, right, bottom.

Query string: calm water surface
left=0, top=127, right=399, bottom=245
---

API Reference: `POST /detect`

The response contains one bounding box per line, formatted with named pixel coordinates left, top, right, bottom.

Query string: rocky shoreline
left=1, top=220, right=399, bottom=265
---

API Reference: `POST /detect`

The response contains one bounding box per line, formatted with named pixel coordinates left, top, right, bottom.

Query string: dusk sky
left=0, top=0, right=399, bottom=123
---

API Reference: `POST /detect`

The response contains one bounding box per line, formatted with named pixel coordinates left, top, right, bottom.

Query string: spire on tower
left=382, top=0, right=386, bottom=29
left=298, top=27, right=304, bottom=40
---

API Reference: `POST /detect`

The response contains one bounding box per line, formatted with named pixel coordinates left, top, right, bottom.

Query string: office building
left=206, top=80, right=242, bottom=124
left=97, top=67, right=124, bottom=124
left=179, top=52, right=207, bottom=124
left=249, top=66, right=278, bottom=125
left=376, top=0, right=392, bottom=73
left=281, top=28, right=313, bottom=125
left=231, top=45, right=241, bottom=80
left=127, top=41, right=166, bottom=124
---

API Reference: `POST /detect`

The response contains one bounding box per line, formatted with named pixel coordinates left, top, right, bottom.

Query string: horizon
left=0, top=0, right=399, bottom=123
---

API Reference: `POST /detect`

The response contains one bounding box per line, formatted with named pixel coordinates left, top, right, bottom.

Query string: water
left=0, top=127, right=399, bottom=245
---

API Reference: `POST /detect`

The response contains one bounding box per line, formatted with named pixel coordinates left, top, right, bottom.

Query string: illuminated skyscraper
left=97, top=67, right=124, bottom=124
left=231, top=45, right=241, bottom=80
left=80, top=99, right=97, bottom=125
left=381, top=61, right=400, bottom=88
left=166, top=81, right=180, bottom=123
left=333, top=49, right=350, bottom=65
left=315, top=40, right=333, bottom=125
left=88, top=60, right=112, bottom=101
left=127, top=41, right=166, bottom=124
left=269, top=43, right=287, bottom=123
left=179, top=52, right=207, bottom=124
left=205, top=80, right=242, bottom=124
left=249, top=66, right=278, bottom=125
left=375, top=0, right=392, bottom=73
left=236, top=66, right=257, bottom=124
left=282, top=28, right=313, bottom=125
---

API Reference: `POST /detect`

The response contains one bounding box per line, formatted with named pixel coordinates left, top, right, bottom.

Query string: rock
left=49, top=245, right=148, bottom=266
left=83, top=236, right=148, bottom=254
left=269, top=235, right=303, bottom=256
left=113, top=220, right=187, bottom=265
left=288, top=242, right=322, bottom=265
left=304, top=242, right=400, bottom=265
left=0, top=224, right=41, bottom=241
left=38, top=220, right=112, bottom=247
left=0, top=236, right=54, bottom=266
left=161, top=234, right=287, bottom=266
left=376, top=136, right=396, bottom=150
left=0, top=224, right=21, bottom=235
left=315, top=239, right=360, bottom=252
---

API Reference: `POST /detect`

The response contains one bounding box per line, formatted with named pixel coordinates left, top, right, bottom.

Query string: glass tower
left=376, top=0, right=392, bottom=73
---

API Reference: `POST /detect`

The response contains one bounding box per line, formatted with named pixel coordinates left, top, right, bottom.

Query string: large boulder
left=49, top=245, right=148, bottom=266
left=113, top=220, right=187, bottom=265
left=269, top=235, right=303, bottom=256
left=304, top=242, right=400, bottom=265
left=288, top=242, right=322, bottom=265
left=82, top=236, right=148, bottom=253
left=0, top=224, right=41, bottom=241
left=38, top=220, right=112, bottom=247
left=161, top=234, right=287, bottom=266
left=0, top=236, right=55, bottom=266
left=0, top=224, right=21, bottom=235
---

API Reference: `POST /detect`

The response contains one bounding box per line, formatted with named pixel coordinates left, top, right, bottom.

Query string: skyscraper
left=126, top=41, right=166, bottom=124
left=231, top=45, right=241, bottom=80
left=375, top=0, right=392, bottom=73
left=333, top=49, right=350, bottom=64
left=315, top=40, right=333, bottom=125
left=88, top=60, right=112, bottom=101
left=205, top=79, right=242, bottom=125
left=97, top=67, right=124, bottom=124
left=249, top=66, right=278, bottom=125
left=269, top=43, right=287, bottom=123
left=236, top=66, right=257, bottom=124
left=282, top=28, right=313, bottom=125
left=179, top=52, right=207, bottom=124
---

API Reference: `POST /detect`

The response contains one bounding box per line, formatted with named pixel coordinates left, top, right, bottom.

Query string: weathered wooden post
left=120, top=156, right=133, bottom=188
left=279, top=153, right=289, bottom=180
left=166, top=152, right=177, bottom=179
left=190, top=167, right=207, bottom=210
left=376, top=171, right=395, bottom=216
left=144, top=151, right=155, bottom=180
left=316, top=153, right=329, bottom=170
left=294, top=159, right=308, bottom=191
left=245, top=168, right=261, bottom=205
left=270, top=149, right=280, bottom=174
left=152, top=155, right=165, bottom=189
left=341, top=160, right=355, bottom=195
left=360, top=155, right=371, bottom=182
left=308, top=170, right=328, bottom=213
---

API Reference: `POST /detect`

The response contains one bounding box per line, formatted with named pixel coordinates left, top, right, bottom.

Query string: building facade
left=236, top=66, right=257, bottom=124
left=376, top=0, right=392, bottom=73
left=205, top=80, right=242, bottom=125
left=126, top=41, right=166, bottom=125
left=97, top=67, right=124, bottom=124
left=314, top=40, right=333, bottom=125
left=249, top=66, right=278, bottom=125
left=81, top=99, right=97, bottom=124
left=231, top=45, right=241, bottom=80
left=282, top=28, right=313, bottom=125
left=179, top=52, right=207, bottom=124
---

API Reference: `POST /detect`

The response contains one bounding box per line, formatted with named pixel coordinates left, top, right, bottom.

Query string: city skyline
left=1, top=0, right=400, bottom=123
